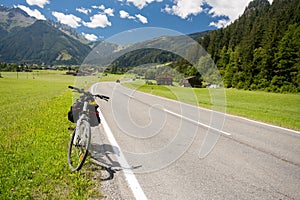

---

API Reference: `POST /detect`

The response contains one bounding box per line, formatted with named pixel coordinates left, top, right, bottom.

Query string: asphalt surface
left=91, top=82, right=300, bottom=200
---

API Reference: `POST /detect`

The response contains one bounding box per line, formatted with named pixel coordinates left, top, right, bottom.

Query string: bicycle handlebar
left=68, top=85, right=84, bottom=93
left=68, top=86, right=109, bottom=101
left=95, top=94, right=110, bottom=101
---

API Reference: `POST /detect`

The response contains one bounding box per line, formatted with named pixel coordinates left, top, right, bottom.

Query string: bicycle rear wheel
left=68, top=120, right=91, bottom=171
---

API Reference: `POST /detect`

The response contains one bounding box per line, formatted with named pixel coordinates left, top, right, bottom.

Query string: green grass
left=1, top=71, right=298, bottom=199
left=225, top=89, right=299, bottom=130
left=98, top=73, right=135, bottom=82
left=0, top=71, right=102, bottom=199
left=124, top=80, right=300, bottom=131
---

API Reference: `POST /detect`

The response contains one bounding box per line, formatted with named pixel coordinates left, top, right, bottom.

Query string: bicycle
left=67, top=85, right=109, bottom=171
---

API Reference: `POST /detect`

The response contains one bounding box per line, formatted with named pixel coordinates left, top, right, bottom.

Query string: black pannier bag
left=88, top=104, right=101, bottom=127
left=68, top=101, right=83, bottom=123
left=68, top=101, right=101, bottom=127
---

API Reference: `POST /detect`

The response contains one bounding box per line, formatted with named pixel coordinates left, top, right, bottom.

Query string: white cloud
left=92, top=5, right=105, bottom=10
left=163, top=0, right=273, bottom=28
left=91, top=5, right=114, bottom=16
left=120, top=10, right=129, bottom=18
left=76, top=7, right=91, bottom=15
left=207, top=0, right=248, bottom=20
left=163, top=0, right=204, bottom=19
left=82, top=32, right=98, bottom=41
left=207, top=0, right=273, bottom=26
left=126, top=0, right=162, bottom=9
left=83, top=14, right=112, bottom=28
left=16, top=5, right=46, bottom=20
left=119, top=10, right=148, bottom=23
left=52, top=11, right=82, bottom=28
left=26, top=0, right=49, bottom=8
left=209, top=19, right=231, bottom=28
left=104, top=8, right=114, bottom=16
left=135, top=14, right=148, bottom=24
left=119, top=10, right=135, bottom=19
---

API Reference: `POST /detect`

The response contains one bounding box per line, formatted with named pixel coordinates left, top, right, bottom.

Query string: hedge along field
left=0, top=71, right=102, bottom=199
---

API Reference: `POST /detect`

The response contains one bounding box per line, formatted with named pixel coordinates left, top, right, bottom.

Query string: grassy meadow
left=124, top=80, right=300, bottom=131
left=0, top=71, right=102, bottom=199
left=0, top=71, right=299, bottom=199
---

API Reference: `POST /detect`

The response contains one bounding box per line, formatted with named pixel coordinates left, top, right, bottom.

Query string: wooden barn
left=156, top=73, right=173, bottom=86
left=180, top=76, right=203, bottom=88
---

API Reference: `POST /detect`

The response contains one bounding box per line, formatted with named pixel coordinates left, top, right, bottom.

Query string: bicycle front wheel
left=68, top=120, right=91, bottom=171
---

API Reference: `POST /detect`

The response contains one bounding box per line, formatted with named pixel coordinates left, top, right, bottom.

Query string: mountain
left=111, top=31, right=210, bottom=69
left=49, top=21, right=89, bottom=44
left=84, top=31, right=210, bottom=71
left=0, top=20, right=91, bottom=65
left=0, top=4, right=210, bottom=67
left=0, top=6, right=91, bottom=65
left=0, top=4, right=210, bottom=66
left=193, top=0, right=299, bottom=92
left=0, top=6, right=36, bottom=39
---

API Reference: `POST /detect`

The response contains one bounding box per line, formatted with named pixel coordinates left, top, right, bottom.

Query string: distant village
left=0, top=62, right=220, bottom=88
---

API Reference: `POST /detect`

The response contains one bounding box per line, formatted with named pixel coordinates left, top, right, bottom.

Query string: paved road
left=91, top=82, right=300, bottom=200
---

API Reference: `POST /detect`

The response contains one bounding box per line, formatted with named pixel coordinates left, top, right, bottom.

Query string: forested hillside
left=198, top=0, right=300, bottom=92
left=0, top=20, right=91, bottom=65
left=106, top=31, right=210, bottom=72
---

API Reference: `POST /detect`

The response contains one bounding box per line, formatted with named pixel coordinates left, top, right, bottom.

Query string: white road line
left=118, top=85, right=300, bottom=135
left=155, top=95, right=300, bottom=135
left=229, top=115, right=300, bottom=135
left=91, top=84, right=147, bottom=200
left=115, top=86, right=231, bottom=136
left=163, top=109, right=231, bottom=136
left=124, top=93, right=134, bottom=99
left=98, top=111, right=148, bottom=200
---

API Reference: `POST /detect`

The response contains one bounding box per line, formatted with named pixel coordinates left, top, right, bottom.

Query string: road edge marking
left=163, top=108, right=231, bottom=136
left=118, top=84, right=300, bottom=135
left=98, top=110, right=148, bottom=200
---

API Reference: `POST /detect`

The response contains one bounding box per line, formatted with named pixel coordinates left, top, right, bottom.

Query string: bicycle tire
left=68, top=120, right=91, bottom=171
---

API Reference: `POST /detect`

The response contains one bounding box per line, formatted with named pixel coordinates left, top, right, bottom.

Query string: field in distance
left=123, top=79, right=300, bottom=131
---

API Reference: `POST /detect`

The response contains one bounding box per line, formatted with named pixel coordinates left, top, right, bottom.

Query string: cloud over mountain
left=82, top=32, right=98, bottom=41
left=163, top=0, right=204, bottom=19
left=83, top=13, right=112, bottom=28
left=26, top=0, right=49, bottom=8
left=52, top=11, right=82, bottom=28
left=15, top=4, right=46, bottom=20
left=163, top=0, right=273, bottom=28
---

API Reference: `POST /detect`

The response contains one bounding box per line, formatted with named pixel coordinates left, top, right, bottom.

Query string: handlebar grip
left=96, top=95, right=110, bottom=101
left=68, top=86, right=82, bottom=93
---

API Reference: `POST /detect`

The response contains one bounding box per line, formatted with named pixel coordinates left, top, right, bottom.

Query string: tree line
left=197, top=0, right=300, bottom=92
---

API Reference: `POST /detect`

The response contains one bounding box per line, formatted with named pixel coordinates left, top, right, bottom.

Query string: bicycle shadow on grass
left=90, top=143, right=141, bottom=181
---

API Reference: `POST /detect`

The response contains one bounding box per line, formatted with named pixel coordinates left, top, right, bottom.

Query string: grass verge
left=124, top=80, right=300, bottom=131
left=0, top=71, right=102, bottom=199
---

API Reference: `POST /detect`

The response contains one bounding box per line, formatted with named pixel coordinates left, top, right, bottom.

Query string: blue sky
left=1, top=0, right=273, bottom=41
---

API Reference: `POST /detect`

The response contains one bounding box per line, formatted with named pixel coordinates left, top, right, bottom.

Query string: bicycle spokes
left=68, top=121, right=91, bottom=172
